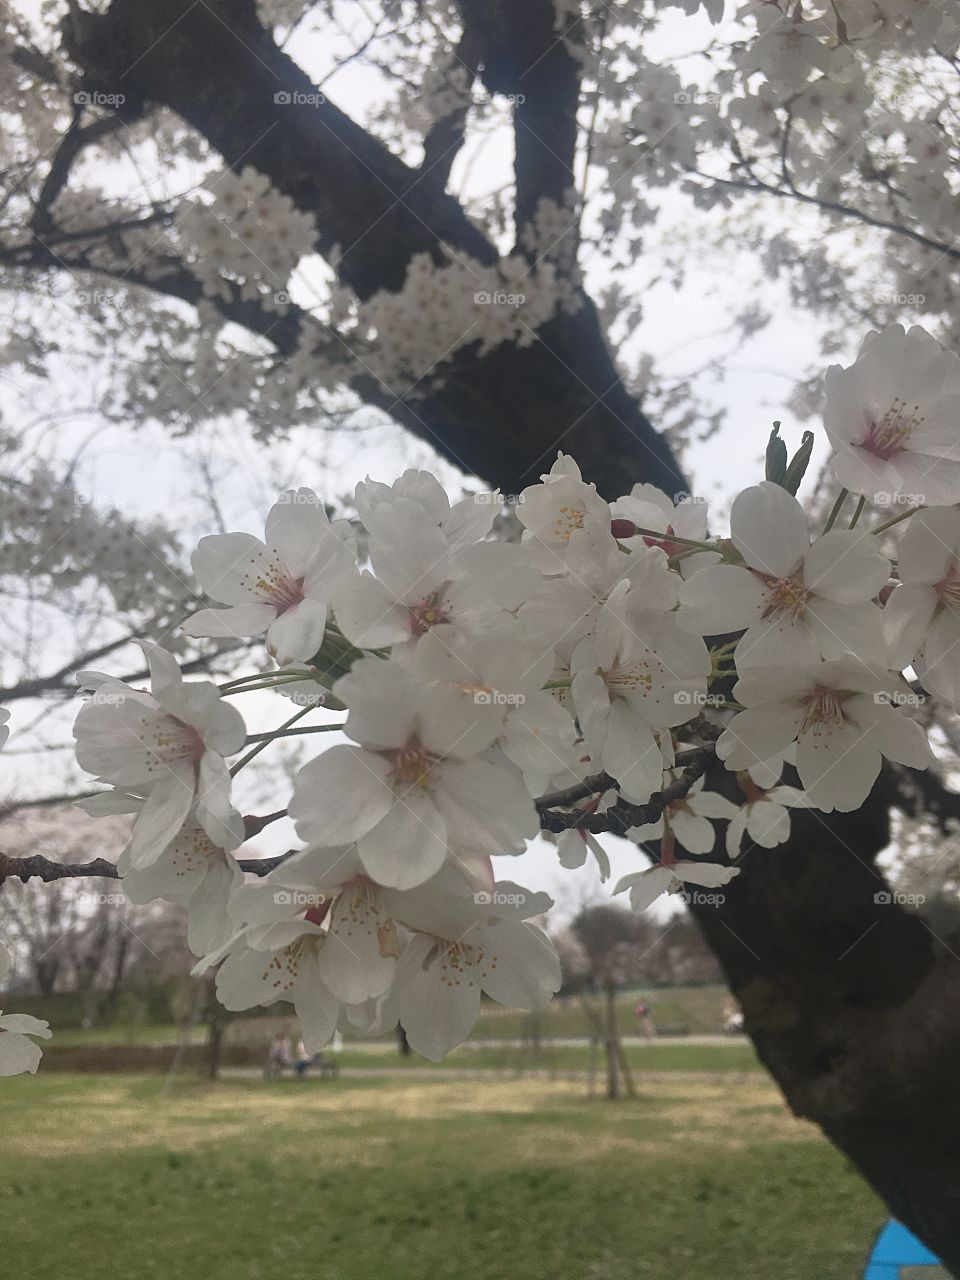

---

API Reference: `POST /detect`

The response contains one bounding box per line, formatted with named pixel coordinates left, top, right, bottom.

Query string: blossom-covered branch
left=4, top=322, right=954, bottom=1078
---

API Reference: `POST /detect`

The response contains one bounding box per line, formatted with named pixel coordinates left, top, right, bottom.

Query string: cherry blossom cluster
left=7, top=321, right=960, bottom=1074
left=178, top=167, right=317, bottom=310
left=0, top=455, right=191, bottom=625
left=357, top=250, right=576, bottom=387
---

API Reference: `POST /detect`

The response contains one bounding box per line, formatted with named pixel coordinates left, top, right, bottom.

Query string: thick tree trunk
left=691, top=781, right=960, bottom=1273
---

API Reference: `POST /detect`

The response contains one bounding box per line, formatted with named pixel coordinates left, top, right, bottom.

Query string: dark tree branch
left=537, top=750, right=713, bottom=836
left=0, top=637, right=255, bottom=704
left=688, top=165, right=960, bottom=264
left=457, top=0, right=583, bottom=239
left=417, top=29, right=482, bottom=196
left=0, top=846, right=293, bottom=886
left=0, top=812, right=291, bottom=887
left=30, top=112, right=129, bottom=235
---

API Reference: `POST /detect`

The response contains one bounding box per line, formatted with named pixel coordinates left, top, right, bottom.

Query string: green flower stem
left=230, top=705, right=313, bottom=777
left=244, top=724, right=344, bottom=742
left=821, top=488, right=849, bottom=534
left=871, top=504, right=927, bottom=536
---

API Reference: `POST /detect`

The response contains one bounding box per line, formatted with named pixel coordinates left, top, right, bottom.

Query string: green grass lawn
left=331, top=1040, right=763, bottom=1074
left=2, top=1072, right=884, bottom=1280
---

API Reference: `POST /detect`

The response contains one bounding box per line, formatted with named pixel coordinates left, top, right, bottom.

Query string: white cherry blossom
left=521, top=529, right=679, bottom=664
left=398, top=622, right=577, bottom=793
left=271, top=845, right=404, bottom=1005
left=0, top=944, right=52, bottom=1076
left=571, top=581, right=710, bottom=802
left=678, top=482, right=890, bottom=667
left=373, top=881, right=560, bottom=1061
left=725, top=781, right=810, bottom=858
left=517, top=453, right=614, bottom=573
left=717, top=659, right=934, bottom=812
left=883, top=506, right=960, bottom=705
left=355, top=470, right=502, bottom=550
left=630, top=778, right=738, bottom=855
left=288, top=653, right=538, bottom=890
left=74, top=642, right=246, bottom=868
left=201, top=846, right=402, bottom=1030
left=552, top=828, right=612, bottom=881
left=823, top=325, right=960, bottom=508
left=183, top=489, right=355, bottom=664
left=615, top=861, right=740, bottom=913
left=610, top=483, right=714, bottom=575
left=122, top=815, right=243, bottom=957
left=200, top=904, right=342, bottom=1056
left=335, top=496, right=537, bottom=648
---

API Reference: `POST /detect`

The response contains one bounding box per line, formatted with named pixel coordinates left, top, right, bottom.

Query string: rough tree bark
left=21, top=0, right=957, bottom=1267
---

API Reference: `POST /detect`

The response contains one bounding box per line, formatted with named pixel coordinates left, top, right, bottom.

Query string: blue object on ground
left=864, top=1220, right=947, bottom=1278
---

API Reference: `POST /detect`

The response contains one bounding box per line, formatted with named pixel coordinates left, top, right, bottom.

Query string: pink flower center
left=247, top=551, right=304, bottom=613
left=139, top=715, right=205, bottom=774
left=758, top=572, right=810, bottom=620
left=860, top=398, right=924, bottom=460
left=171, top=825, right=219, bottom=875
left=407, top=590, right=451, bottom=636
left=265, top=574, right=304, bottom=613
left=739, top=777, right=767, bottom=806
left=384, top=738, right=436, bottom=791
left=800, top=684, right=846, bottom=733
left=427, top=938, right=487, bottom=984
